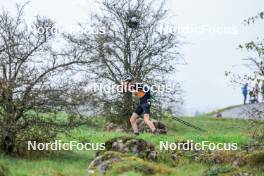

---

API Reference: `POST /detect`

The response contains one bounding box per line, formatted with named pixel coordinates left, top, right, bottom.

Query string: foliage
left=243, top=11, right=264, bottom=25
left=0, top=4, right=91, bottom=154
left=65, top=0, right=182, bottom=124
left=225, top=11, right=264, bottom=141
left=226, top=11, right=264, bottom=84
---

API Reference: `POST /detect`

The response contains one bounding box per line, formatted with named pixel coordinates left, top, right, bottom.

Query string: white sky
left=1, top=0, right=264, bottom=115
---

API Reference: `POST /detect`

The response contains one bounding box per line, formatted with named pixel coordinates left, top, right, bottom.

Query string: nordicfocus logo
left=91, top=83, right=176, bottom=93
left=160, top=140, right=238, bottom=151
left=27, top=140, right=105, bottom=151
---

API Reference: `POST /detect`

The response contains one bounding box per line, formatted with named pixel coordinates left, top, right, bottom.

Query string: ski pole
left=172, top=116, right=207, bottom=132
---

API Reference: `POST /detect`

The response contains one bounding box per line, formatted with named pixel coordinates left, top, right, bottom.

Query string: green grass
left=0, top=116, right=261, bottom=176
left=165, top=117, right=251, bottom=145
left=0, top=151, right=93, bottom=176
left=63, top=116, right=251, bottom=145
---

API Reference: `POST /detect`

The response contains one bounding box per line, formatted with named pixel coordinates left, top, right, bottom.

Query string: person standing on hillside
left=261, top=81, right=264, bottom=102
left=242, top=83, right=249, bottom=104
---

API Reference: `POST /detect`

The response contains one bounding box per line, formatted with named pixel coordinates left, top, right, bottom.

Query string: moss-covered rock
left=136, top=119, right=168, bottom=134
left=87, top=151, right=175, bottom=176
left=97, top=136, right=157, bottom=160
left=87, top=151, right=124, bottom=175
left=103, top=123, right=128, bottom=132
left=196, top=150, right=247, bottom=166
left=194, top=148, right=264, bottom=171
left=87, top=137, right=177, bottom=175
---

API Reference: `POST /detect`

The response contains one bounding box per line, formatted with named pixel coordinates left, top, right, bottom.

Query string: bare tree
left=226, top=11, right=264, bottom=141
left=65, top=0, right=182, bottom=125
left=0, top=4, right=90, bottom=154
left=242, top=105, right=264, bottom=141
left=226, top=11, right=264, bottom=85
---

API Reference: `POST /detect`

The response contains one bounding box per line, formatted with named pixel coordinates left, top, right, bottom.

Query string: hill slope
left=210, top=103, right=264, bottom=119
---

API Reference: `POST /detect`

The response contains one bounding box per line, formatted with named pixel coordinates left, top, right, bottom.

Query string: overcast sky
left=1, top=0, right=264, bottom=115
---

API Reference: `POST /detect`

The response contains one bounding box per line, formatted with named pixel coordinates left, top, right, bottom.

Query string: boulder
left=136, top=118, right=168, bottom=134
left=87, top=151, right=123, bottom=175
left=97, top=136, right=157, bottom=160
left=103, top=123, right=127, bottom=132
left=87, top=151, right=174, bottom=176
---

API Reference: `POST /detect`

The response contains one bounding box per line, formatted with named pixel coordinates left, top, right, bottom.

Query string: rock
left=193, top=149, right=253, bottom=167
left=97, top=136, right=157, bottom=160
left=87, top=151, right=123, bottom=175
left=103, top=123, right=127, bottom=132
left=87, top=151, right=174, bottom=176
left=146, top=150, right=158, bottom=161
left=171, top=153, right=180, bottom=163
left=216, top=112, right=222, bottom=118
left=232, top=160, right=240, bottom=167
left=136, top=118, right=168, bottom=134
left=232, top=159, right=247, bottom=168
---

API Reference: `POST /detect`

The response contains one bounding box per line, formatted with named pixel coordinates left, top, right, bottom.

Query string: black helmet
left=122, top=73, right=133, bottom=81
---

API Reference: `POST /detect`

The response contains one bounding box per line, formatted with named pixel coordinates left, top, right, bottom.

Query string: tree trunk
left=1, top=114, right=16, bottom=154
left=122, top=92, right=133, bottom=128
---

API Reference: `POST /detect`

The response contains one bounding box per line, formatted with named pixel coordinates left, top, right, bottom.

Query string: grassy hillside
left=206, top=105, right=243, bottom=116
left=0, top=116, right=263, bottom=176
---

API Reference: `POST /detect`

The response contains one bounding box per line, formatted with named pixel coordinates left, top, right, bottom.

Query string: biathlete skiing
left=121, top=74, right=158, bottom=135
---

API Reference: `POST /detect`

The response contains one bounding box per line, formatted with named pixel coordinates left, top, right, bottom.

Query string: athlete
left=122, top=74, right=158, bottom=135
